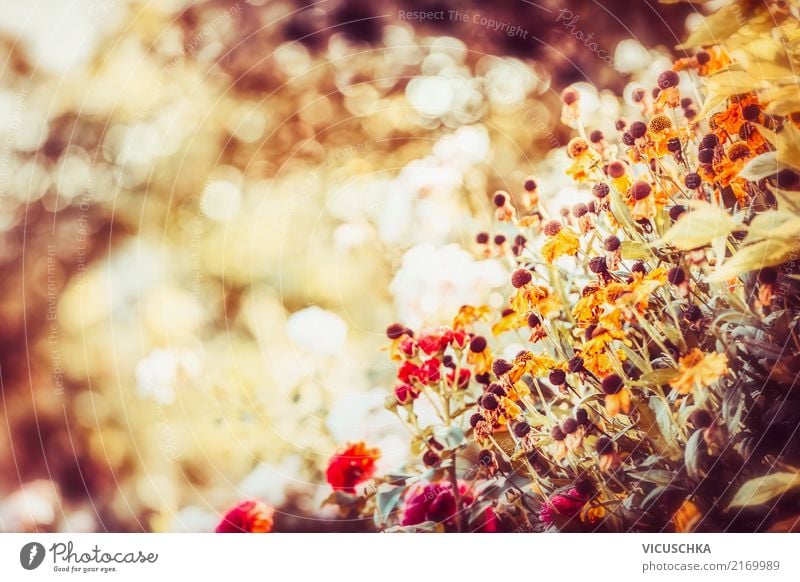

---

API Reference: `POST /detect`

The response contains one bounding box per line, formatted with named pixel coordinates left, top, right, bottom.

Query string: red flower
left=419, top=330, right=449, bottom=355
left=401, top=480, right=498, bottom=532
left=326, top=442, right=380, bottom=493
left=420, top=358, right=442, bottom=384
left=397, top=361, right=421, bottom=383
left=539, top=488, right=587, bottom=525
left=447, top=367, right=471, bottom=389
left=394, top=383, right=420, bottom=405
left=215, top=499, right=274, bottom=533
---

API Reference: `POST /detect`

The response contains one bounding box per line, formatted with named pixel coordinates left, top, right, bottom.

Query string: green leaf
left=375, top=485, right=404, bottom=524
left=620, top=240, right=652, bottom=261
left=728, top=472, right=800, bottom=509
left=658, top=201, right=739, bottom=250
left=627, top=469, right=679, bottom=487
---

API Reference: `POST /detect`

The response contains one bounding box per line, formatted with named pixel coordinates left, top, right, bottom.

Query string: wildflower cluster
left=325, top=1, right=800, bottom=533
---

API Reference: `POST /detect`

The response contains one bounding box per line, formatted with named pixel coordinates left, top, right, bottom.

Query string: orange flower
left=572, top=284, right=605, bottom=327
left=509, top=350, right=556, bottom=383
left=541, top=222, right=580, bottom=263
left=492, top=308, right=527, bottom=335
left=669, top=348, right=729, bottom=394
left=673, top=499, right=702, bottom=533
left=452, top=304, right=490, bottom=329
left=510, top=283, right=561, bottom=317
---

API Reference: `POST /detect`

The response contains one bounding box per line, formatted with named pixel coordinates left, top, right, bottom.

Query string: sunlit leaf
left=728, top=472, right=800, bottom=508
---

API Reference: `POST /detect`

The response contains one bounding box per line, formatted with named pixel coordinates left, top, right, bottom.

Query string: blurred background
left=0, top=0, right=695, bottom=531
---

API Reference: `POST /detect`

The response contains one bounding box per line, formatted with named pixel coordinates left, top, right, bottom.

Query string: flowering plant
left=327, top=1, right=800, bottom=533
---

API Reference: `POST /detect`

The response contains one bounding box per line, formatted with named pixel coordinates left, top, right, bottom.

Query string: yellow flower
left=467, top=346, right=494, bottom=375
left=583, top=348, right=627, bottom=377
left=669, top=348, right=729, bottom=394
left=509, top=350, right=556, bottom=383
left=565, top=138, right=603, bottom=182
left=510, top=285, right=561, bottom=317
left=541, top=228, right=580, bottom=263
left=452, top=304, right=490, bottom=329
left=491, top=308, right=527, bottom=335
left=571, top=285, right=605, bottom=327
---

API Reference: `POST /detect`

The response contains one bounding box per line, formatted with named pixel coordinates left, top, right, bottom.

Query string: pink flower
left=401, top=480, right=498, bottom=532
left=539, top=488, right=587, bottom=525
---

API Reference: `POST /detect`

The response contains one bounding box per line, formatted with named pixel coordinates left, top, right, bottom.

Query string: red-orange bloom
left=326, top=442, right=381, bottom=493
left=216, top=499, right=275, bottom=533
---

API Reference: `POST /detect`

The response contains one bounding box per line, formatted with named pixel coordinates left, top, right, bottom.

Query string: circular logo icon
left=20, top=542, right=46, bottom=570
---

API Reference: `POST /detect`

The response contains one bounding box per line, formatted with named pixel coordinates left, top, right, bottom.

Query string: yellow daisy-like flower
left=510, top=284, right=561, bottom=318
left=452, top=304, right=490, bottom=329
left=467, top=346, right=493, bottom=375
left=571, top=285, right=605, bottom=327
left=583, top=327, right=627, bottom=354
left=669, top=348, right=729, bottom=394
left=509, top=350, right=556, bottom=383
left=491, top=308, right=527, bottom=335
left=565, top=137, right=603, bottom=182
left=583, top=349, right=626, bottom=377
left=541, top=222, right=580, bottom=264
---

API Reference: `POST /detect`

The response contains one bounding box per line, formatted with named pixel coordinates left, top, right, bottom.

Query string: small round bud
left=587, top=200, right=598, bottom=214
left=527, top=312, right=541, bottom=328
left=469, top=336, right=487, bottom=353
left=690, top=409, right=712, bottom=429
left=475, top=372, right=490, bottom=385
left=669, top=205, right=686, bottom=222
left=604, top=235, right=621, bottom=251
left=632, top=88, right=646, bottom=103
left=575, top=477, right=593, bottom=497
left=631, top=181, right=652, bottom=201
left=523, top=176, right=537, bottom=192
left=493, top=191, right=508, bottom=207
left=493, top=234, right=506, bottom=245
left=423, top=450, right=440, bottom=467
left=543, top=220, right=562, bottom=237
left=684, top=172, right=702, bottom=189
left=568, top=356, right=584, bottom=373
left=550, top=426, right=566, bottom=441
left=572, top=202, right=589, bottom=218
left=697, top=148, right=715, bottom=165
left=511, top=268, right=533, bottom=288
left=575, top=408, right=590, bottom=426
left=657, top=70, right=680, bottom=89
left=667, top=266, right=686, bottom=285
left=481, top=393, right=499, bottom=410
left=478, top=448, right=496, bottom=466
left=567, top=137, right=589, bottom=159
left=631, top=261, right=647, bottom=275
left=696, top=50, right=710, bottom=65
left=561, top=417, right=579, bottom=435
left=589, top=129, right=604, bottom=143
left=742, top=104, right=760, bottom=121
left=513, top=421, right=531, bottom=438
left=680, top=97, right=692, bottom=109
left=588, top=256, right=608, bottom=274
left=607, top=160, right=627, bottom=178
left=615, top=119, right=627, bottom=130
left=622, top=132, right=635, bottom=146
left=492, top=359, right=512, bottom=376
left=386, top=323, right=406, bottom=340
left=667, top=137, right=682, bottom=153
left=701, top=133, right=719, bottom=149
left=476, top=232, right=490, bottom=244
left=592, top=182, right=610, bottom=198
left=470, top=412, right=484, bottom=428
left=601, top=374, right=623, bottom=394
left=684, top=108, right=697, bottom=119
left=561, top=87, right=579, bottom=105
left=629, top=121, right=647, bottom=139
left=488, top=383, right=507, bottom=397
left=549, top=369, right=566, bottom=386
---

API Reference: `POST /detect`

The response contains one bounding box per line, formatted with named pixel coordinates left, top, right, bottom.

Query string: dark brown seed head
left=588, top=256, right=608, bottom=273
left=592, top=183, right=610, bottom=198
left=629, top=121, right=647, bottom=139
left=607, top=160, right=627, bottom=178
left=493, top=191, right=508, bottom=207
left=476, top=231, right=489, bottom=244
left=632, top=183, right=652, bottom=202
left=492, top=359, right=513, bottom=376
left=511, top=268, right=533, bottom=288
left=601, top=374, right=623, bottom=394
left=561, top=417, right=579, bottom=435
left=481, top=393, right=499, bottom=410
left=386, top=323, right=406, bottom=340
left=657, top=70, right=680, bottom=89
left=572, top=202, right=589, bottom=218
left=667, top=266, right=686, bottom=285
left=604, top=235, right=621, bottom=251
left=549, top=369, right=566, bottom=386
left=469, top=336, right=487, bottom=353
left=543, top=220, right=563, bottom=237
